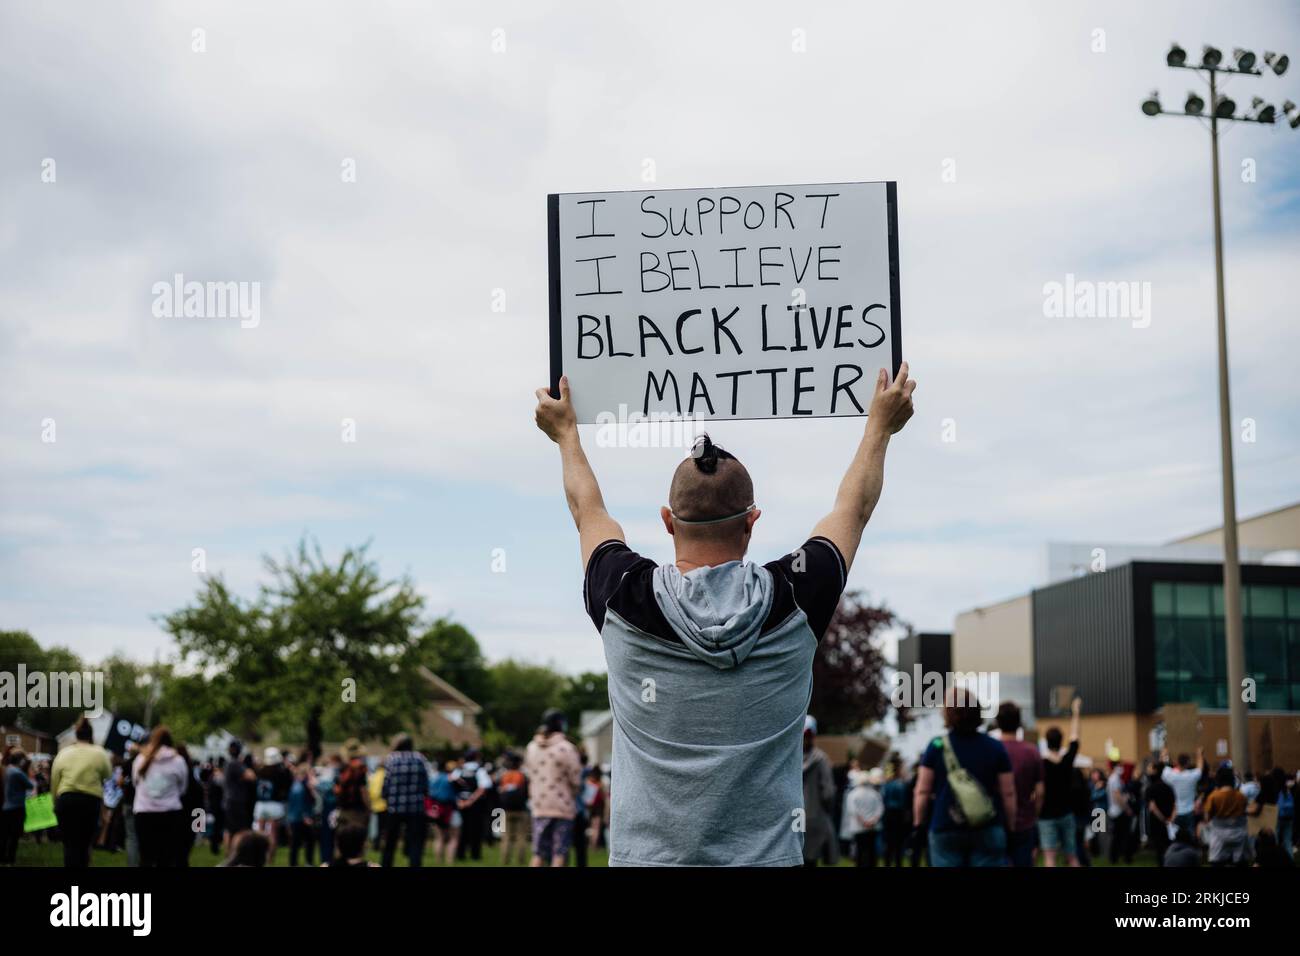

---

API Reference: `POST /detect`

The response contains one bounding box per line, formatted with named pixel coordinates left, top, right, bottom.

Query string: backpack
left=936, top=735, right=996, bottom=828
left=335, top=763, right=367, bottom=810
left=499, top=769, right=528, bottom=812
left=453, top=767, right=480, bottom=797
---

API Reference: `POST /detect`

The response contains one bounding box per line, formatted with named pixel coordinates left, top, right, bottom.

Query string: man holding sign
left=533, top=361, right=915, bottom=865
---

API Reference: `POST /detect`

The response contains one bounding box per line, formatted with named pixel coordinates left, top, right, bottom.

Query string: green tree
left=161, top=539, right=430, bottom=756
left=559, top=671, right=609, bottom=731
left=481, top=659, right=567, bottom=745
left=810, top=590, right=902, bottom=734
left=0, top=630, right=87, bottom=735
left=416, top=619, right=490, bottom=706
left=100, top=653, right=172, bottom=726
left=158, top=576, right=276, bottom=741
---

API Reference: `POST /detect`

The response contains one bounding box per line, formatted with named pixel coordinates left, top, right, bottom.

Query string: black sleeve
left=583, top=540, right=653, bottom=632
left=765, top=536, right=848, bottom=641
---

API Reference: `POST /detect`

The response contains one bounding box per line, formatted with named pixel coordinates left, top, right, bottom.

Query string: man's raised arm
left=810, top=362, right=916, bottom=572
left=534, top=375, right=625, bottom=567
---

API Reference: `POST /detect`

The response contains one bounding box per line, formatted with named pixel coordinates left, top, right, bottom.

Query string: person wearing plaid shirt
left=380, top=735, right=431, bottom=867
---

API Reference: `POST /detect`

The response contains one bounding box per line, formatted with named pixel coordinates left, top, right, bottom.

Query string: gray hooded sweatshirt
left=583, top=536, right=846, bottom=866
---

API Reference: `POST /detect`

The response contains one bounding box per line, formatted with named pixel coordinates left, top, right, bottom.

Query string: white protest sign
left=547, top=182, right=900, bottom=423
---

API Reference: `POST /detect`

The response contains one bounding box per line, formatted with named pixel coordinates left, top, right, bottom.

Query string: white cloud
left=2, top=0, right=1297, bottom=670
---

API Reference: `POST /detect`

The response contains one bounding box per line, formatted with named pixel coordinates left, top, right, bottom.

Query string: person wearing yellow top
left=368, top=765, right=387, bottom=849
left=49, top=718, right=112, bottom=867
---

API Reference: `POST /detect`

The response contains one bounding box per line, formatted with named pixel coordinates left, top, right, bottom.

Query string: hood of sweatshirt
left=651, top=560, right=774, bottom=670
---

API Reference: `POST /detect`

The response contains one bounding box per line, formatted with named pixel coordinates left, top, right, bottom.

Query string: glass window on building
left=1152, top=580, right=1300, bottom=711
left=1154, top=617, right=1178, bottom=681
left=1289, top=588, right=1300, bottom=708
left=1175, top=583, right=1210, bottom=617
left=1154, top=582, right=1174, bottom=618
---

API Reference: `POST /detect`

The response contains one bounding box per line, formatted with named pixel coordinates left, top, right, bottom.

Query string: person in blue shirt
left=379, top=735, right=431, bottom=868
left=913, top=687, right=1016, bottom=867
left=1264, top=766, right=1294, bottom=861
left=428, top=761, right=460, bottom=865
left=316, top=754, right=340, bottom=864
left=1278, top=773, right=1295, bottom=860
left=3, top=750, right=37, bottom=864
left=285, top=763, right=317, bottom=867
left=880, top=757, right=911, bottom=867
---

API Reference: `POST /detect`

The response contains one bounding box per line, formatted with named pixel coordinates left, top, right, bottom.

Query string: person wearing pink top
left=132, top=725, right=192, bottom=867
left=524, top=709, right=582, bottom=867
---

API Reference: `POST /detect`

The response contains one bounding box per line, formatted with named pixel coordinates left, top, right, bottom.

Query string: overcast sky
left=2, top=0, right=1298, bottom=675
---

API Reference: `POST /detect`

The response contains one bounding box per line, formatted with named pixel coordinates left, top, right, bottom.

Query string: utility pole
left=1141, top=44, right=1295, bottom=774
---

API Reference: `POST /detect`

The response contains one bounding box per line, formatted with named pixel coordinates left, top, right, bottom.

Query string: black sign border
left=547, top=181, right=902, bottom=412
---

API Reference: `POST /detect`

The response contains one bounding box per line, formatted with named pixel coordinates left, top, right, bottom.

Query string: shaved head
left=668, top=436, right=754, bottom=542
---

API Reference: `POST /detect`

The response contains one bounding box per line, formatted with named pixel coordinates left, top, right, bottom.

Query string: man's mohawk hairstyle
left=690, top=433, right=736, bottom=475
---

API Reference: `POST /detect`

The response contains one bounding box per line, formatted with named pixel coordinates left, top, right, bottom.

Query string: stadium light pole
left=1142, top=44, right=1295, bottom=775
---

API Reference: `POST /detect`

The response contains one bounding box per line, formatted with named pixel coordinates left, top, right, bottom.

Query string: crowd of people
left=817, top=691, right=1297, bottom=868
left=4, top=698, right=1296, bottom=869
left=1, top=709, right=608, bottom=868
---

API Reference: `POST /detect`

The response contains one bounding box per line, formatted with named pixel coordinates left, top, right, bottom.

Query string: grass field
left=12, top=835, right=1156, bottom=868
left=14, top=836, right=610, bottom=868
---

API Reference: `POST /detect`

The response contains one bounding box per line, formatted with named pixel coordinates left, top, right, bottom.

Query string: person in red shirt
left=994, top=701, right=1043, bottom=867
